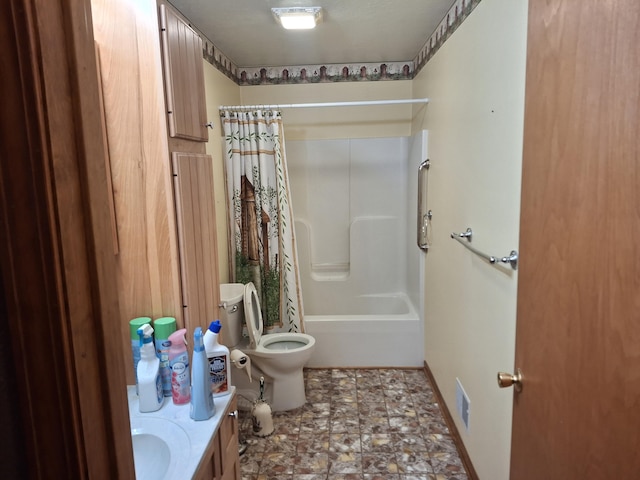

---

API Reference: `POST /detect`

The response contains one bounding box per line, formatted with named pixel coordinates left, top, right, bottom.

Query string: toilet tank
left=219, top=283, right=245, bottom=348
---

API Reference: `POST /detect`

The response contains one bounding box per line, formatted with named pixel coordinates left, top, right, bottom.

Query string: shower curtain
left=221, top=109, right=304, bottom=333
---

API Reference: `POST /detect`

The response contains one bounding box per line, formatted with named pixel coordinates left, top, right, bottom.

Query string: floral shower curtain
left=221, top=109, right=304, bottom=333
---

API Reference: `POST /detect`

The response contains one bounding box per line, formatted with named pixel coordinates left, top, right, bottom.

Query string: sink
left=130, top=417, right=191, bottom=480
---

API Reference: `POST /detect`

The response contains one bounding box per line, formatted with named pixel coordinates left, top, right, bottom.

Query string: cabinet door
left=219, top=396, right=240, bottom=480
left=171, top=152, right=219, bottom=332
left=159, top=5, right=208, bottom=142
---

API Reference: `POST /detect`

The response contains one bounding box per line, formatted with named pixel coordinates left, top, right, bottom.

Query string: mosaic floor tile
left=360, top=433, right=396, bottom=452
left=329, top=433, right=362, bottom=453
left=297, top=432, right=330, bottom=452
left=328, top=451, right=363, bottom=474
left=357, top=402, right=387, bottom=417
left=238, top=368, right=468, bottom=480
left=293, top=452, right=329, bottom=474
left=396, top=451, right=433, bottom=474
left=361, top=451, right=400, bottom=474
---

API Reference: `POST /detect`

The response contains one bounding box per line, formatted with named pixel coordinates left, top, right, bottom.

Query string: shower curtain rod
left=218, top=98, right=429, bottom=111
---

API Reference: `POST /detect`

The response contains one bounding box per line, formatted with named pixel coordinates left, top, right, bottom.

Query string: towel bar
left=450, top=228, right=518, bottom=270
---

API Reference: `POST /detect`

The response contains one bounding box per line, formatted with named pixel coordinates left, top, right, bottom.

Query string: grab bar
left=450, top=228, right=518, bottom=270
left=417, top=159, right=431, bottom=251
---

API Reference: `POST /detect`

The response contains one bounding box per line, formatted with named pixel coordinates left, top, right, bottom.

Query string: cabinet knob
left=228, top=410, right=238, bottom=418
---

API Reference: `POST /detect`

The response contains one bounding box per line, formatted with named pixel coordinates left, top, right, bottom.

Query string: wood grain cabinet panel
left=194, top=395, right=240, bottom=480
left=159, top=4, right=208, bottom=142
left=171, top=152, right=220, bottom=332
left=218, top=396, right=240, bottom=480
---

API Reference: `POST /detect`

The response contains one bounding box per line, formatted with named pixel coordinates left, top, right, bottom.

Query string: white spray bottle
left=137, top=323, right=163, bottom=412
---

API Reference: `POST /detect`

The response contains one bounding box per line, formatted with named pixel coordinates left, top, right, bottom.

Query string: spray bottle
left=168, top=328, right=190, bottom=405
left=129, top=316, right=152, bottom=393
left=190, top=327, right=216, bottom=420
left=203, top=320, right=231, bottom=397
left=136, top=323, right=163, bottom=412
left=153, top=317, right=176, bottom=397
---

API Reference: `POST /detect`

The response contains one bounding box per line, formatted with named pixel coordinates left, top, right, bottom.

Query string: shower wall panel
left=288, top=136, right=410, bottom=307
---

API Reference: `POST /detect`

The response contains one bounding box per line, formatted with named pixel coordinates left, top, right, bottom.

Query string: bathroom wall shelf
left=450, top=228, right=518, bottom=270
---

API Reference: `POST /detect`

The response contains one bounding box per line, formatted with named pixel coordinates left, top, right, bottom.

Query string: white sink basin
left=131, top=417, right=191, bottom=480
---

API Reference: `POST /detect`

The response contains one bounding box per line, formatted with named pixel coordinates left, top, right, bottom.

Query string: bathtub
left=304, top=293, right=423, bottom=368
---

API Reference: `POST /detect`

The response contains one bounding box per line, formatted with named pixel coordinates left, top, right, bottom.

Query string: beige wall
left=203, top=64, right=240, bottom=284
left=240, top=81, right=415, bottom=140
left=412, top=1, right=528, bottom=478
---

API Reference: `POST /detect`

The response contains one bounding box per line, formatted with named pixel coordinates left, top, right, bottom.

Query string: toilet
left=219, top=282, right=315, bottom=411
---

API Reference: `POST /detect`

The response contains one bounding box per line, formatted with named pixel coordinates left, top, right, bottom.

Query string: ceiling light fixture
left=271, top=7, right=322, bottom=30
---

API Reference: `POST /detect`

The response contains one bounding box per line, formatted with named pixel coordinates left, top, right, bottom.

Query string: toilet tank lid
left=220, top=283, right=245, bottom=303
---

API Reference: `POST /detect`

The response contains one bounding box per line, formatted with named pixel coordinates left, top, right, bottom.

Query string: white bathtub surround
left=221, top=109, right=304, bottom=333
left=288, top=133, right=426, bottom=367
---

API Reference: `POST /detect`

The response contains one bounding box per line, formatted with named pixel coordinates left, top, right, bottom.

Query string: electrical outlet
left=455, top=378, right=470, bottom=431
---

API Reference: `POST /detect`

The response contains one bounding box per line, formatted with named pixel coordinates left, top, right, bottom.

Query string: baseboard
left=423, top=361, right=479, bottom=480
left=304, top=366, right=423, bottom=370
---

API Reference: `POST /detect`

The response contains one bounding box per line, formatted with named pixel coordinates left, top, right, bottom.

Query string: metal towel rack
left=450, top=228, right=518, bottom=270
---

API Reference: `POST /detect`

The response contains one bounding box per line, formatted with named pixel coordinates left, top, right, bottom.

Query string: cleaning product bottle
left=136, top=323, right=163, bottom=412
left=190, top=327, right=216, bottom=420
left=168, top=328, right=190, bottom=405
left=203, top=320, right=231, bottom=397
left=130, top=316, right=152, bottom=393
left=153, top=317, right=176, bottom=397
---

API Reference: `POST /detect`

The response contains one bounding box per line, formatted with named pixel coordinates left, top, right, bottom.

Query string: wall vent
left=455, top=378, right=470, bottom=431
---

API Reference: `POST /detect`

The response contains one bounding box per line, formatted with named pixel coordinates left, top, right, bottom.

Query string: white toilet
left=219, top=282, right=315, bottom=411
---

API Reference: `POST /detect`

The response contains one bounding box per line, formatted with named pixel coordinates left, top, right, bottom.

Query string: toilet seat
left=243, top=282, right=312, bottom=352
left=244, top=282, right=263, bottom=349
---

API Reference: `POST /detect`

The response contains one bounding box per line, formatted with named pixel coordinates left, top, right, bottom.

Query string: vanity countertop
left=127, top=385, right=235, bottom=479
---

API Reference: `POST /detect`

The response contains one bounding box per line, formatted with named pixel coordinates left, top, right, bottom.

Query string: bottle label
left=156, top=339, right=172, bottom=397
left=155, top=373, right=163, bottom=404
left=208, top=355, right=228, bottom=395
left=170, top=353, right=190, bottom=404
left=132, top=342, right=141, bottom=394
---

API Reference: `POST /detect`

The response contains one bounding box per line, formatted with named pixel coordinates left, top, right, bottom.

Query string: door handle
left=497, top=368, right=523, bottom=392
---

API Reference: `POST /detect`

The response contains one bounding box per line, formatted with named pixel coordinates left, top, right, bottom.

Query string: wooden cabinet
left=171, top=152, right=220, bottom=334
left=194, top=395, right=241, bottom=480
left=159, top=4, right=209, bottom=142
left=92, top=0, right=185, bottom=387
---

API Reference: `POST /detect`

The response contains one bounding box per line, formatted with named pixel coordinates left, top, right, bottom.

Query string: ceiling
left=167, top=0, right=456, bottom=68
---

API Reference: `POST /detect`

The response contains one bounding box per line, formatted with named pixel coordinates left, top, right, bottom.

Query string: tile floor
left=237, top=368, right=469, bottom=480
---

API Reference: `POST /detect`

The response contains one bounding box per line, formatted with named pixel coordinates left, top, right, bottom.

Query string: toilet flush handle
left=218, top=302, right=238, bottom=312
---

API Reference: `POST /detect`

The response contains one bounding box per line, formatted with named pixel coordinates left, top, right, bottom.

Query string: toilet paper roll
left=230, top=349, right=252, bottom=382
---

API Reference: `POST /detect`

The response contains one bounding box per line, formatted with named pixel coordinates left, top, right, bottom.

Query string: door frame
left=0, top=0, right=132, bottom=477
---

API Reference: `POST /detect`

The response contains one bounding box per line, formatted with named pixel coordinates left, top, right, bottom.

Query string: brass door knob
left=497, top=368, right=523, bottom=392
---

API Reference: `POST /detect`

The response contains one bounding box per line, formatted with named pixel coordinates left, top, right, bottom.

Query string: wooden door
left=511, top=1, right=640, bottom=478
left=1, top=0, right=133, bottom=477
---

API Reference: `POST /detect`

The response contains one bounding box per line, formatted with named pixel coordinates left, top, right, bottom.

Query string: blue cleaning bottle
left=190, top=327, right=216, bottom=421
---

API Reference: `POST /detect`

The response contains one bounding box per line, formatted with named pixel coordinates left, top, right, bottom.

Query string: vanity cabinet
left=194, top=395, right=241, bottom=480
